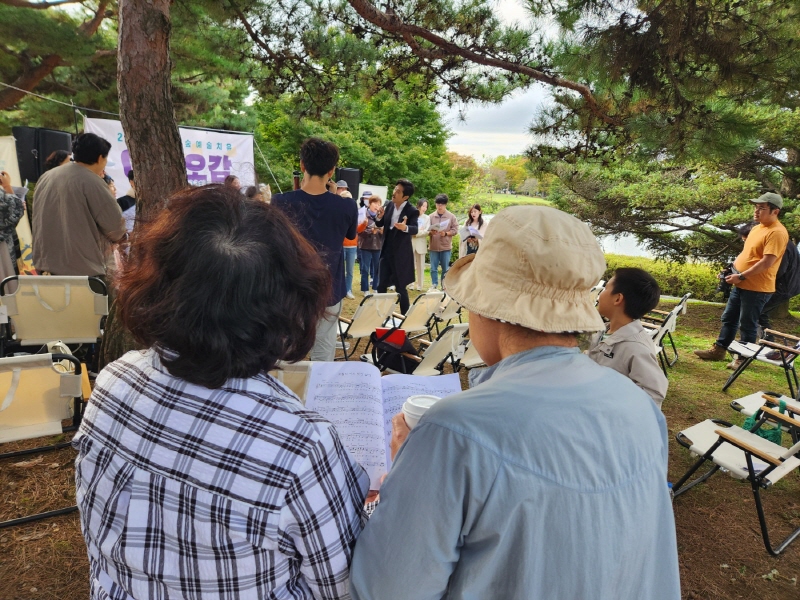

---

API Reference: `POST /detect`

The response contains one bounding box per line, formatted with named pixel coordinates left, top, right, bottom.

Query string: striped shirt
left=73, top=349, right=368, bottom=599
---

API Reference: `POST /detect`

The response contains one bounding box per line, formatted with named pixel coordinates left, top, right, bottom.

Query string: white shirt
left=390, top=201, right=407, bottom=230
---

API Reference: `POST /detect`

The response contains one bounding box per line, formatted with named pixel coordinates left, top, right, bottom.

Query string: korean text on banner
left=84, top=118, right=256, bottom=189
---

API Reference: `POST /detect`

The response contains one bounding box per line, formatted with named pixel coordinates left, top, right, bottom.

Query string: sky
left=442, top=0, right=555, bottom=160
left=443, top=85, right=550, bottom=161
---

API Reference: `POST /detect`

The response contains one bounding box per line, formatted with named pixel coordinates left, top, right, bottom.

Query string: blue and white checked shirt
left=74, top=349, right=369, bottom=599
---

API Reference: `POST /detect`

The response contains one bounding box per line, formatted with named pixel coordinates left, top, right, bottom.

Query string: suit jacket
left=375, top=201, right=419, bottom=287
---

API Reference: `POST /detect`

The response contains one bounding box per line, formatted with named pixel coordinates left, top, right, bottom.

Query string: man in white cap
left=694, top=192, right=789, bottom=368
left=350, top=206, right=680, bottom=599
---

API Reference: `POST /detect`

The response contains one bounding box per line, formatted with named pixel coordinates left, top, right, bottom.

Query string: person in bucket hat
left=351, top=206, right=680, bottom=600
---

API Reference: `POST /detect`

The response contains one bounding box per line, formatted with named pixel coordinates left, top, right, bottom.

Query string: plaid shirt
left=73, top=349, right=369, bottom=600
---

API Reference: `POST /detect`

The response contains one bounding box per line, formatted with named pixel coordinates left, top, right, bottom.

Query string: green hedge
left=603, top=254, right=800, bottom=310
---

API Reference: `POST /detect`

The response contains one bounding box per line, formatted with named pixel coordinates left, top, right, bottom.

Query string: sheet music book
left=304, top=361, right=462, bottom=488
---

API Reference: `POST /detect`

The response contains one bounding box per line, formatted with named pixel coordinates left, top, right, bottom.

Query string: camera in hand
left=716, top=263, right=734, bottom=299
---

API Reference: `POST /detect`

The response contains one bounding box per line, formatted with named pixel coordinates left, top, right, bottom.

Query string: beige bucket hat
left=443, top=205, right=606, bottom=333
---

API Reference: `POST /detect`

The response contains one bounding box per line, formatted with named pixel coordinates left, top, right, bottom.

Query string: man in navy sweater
left=273, top=138, right=358, bottom=360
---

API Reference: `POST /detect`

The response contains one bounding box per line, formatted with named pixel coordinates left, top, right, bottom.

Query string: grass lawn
left=2, top=285, right=799, bottom=599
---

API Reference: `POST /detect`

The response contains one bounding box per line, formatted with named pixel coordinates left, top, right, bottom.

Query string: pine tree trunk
left=99, top=0, right=188, bottom=369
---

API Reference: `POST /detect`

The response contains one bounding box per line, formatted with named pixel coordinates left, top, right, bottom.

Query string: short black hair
left=434, top=193, right=448, bottom=205
left=43, top=150, right=70, bottom=172
left=610, top=268, right=661, bottom=320
left=117, top=184, right=331, bottom=388
left=396, top=178, right=414, bottom=199
left=300, top=137, right=339, bottom=177
left=127, top=169, right=134, bottom=181
left=72, top=133, right=111, bottom=165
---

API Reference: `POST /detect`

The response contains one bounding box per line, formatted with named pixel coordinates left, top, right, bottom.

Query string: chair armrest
left=764, top=329, right=800, bottom=343
left=339, top=316, right=352, bottom=325
left=760, top=405, right=800, bottom=429
left=759, top=340, right=800, bottom=356
left=714, top=428, right=782, bottom=466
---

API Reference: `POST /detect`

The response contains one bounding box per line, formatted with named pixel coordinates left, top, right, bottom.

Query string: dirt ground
left=1, top=301, right=799, bottom=599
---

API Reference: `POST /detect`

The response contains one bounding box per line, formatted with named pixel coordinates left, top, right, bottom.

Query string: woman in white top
left=459, top=204, right=489, bottom=258
left=411, top=197, right=430, bottom=290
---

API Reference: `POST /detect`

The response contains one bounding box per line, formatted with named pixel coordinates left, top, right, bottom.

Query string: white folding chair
left=337, top=293, right=398, bottom=360
left=269, top=361, right=312, bottom=404
left=589, top=279, right=605, bottom=306
left=406, top=323, right=469, bottom=376
left=0, top=275, right=108, bottom=356
left=673, top=407, right=800, bottom=555
left=724, top=330, right=800, bottom=397
left=459, top=339, right=486, bottom=370
left=389, top=291, right=445, bottom=341
left=0, top=353, right=84, bottom=529
left=432, top=294, right=462, bottom=336
left=642, top=307, right=678, bottom=375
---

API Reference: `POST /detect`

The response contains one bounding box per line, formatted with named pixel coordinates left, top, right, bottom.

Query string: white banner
left=0, top=136, right=36, bottom=274
left=84, top=117, right=256, bottom=190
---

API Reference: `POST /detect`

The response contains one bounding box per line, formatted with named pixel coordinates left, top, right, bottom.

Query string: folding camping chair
left=432, top=294, right=462, bottom=337
left=401, top=323, right=469, bottom=376
left=642, top=307, right=679, bottom=375
left=730, top=391, right=800, bottom=441
left=0, top=276, right=109, bottom=357
left=336, top=292, right=398, bottom=360
left=643, top=292, right=690, bottom=366
left=388, top=291, right=445, bottom=341
left=459, top=339, right=486, bottom=370
left=0, top=353, right=84, bottom=529
left=589, top=280, right=605, bottom=307
left=723, top=329, right=800, bottom=397
left=673, top=407, right=800, bottom=555
left=269, top=361, right=312, bottom=404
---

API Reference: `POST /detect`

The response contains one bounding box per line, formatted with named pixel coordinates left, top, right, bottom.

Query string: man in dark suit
left=375, top=179, right=419, bottom=314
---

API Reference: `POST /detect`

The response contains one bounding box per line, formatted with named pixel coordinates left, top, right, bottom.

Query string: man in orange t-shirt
left=695, top=192, right=789, bottom=367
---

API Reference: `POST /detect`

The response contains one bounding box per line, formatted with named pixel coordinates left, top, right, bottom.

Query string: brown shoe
left=694, top=344, right=727, bottom=361
left=726, top=357, right=746, bottom=370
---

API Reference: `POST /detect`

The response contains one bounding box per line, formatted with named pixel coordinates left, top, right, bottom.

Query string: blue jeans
left=716, top=286, right=772, bottom=348
left=343, top=247, right=357, bottom=293
left=430, top=250, right=451, bottom=287
left=360, top=249, right=381, bottom=291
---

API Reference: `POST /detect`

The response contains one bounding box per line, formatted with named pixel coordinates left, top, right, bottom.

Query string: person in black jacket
left=374, top=179, right=419, bottom=314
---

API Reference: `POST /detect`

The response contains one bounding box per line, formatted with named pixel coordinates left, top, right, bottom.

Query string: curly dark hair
left=116, top=184, right=331, bottom=388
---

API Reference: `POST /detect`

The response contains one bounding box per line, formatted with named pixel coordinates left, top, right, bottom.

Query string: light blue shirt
left=350, top=346, right=680, bottom=600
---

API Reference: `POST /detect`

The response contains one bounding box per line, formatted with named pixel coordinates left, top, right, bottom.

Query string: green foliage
left=255, top=88, right=464, bottom=200
left=549, top=160, right=769, bottom=262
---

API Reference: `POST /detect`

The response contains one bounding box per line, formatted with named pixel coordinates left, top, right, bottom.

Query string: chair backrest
left=589, top=280, right=606, bottom=306
left=269, top=361, right=312, bottom=404
left=414, top=323, right=469, bottom=376
left=345, top=293, right=398, bottom=339
left=675, top=292, right=692, bottom=315
left=460, top=339, right=486, bottom=369
left=0, top=276, right=108, bottom=345
left=0, top=353, right=82, bottom=443
left=436, top=294, right=462, bottom=323
left=652, top=309, right=679, bottom=348
left=400, top=292, right=445, bottom=334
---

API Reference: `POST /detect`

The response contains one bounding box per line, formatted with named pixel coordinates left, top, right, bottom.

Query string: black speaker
left=12, top=127, right=38, bottom=183
left=12, top=126, right=72, bottom=183
left=336, top=167, right=361, bottom=196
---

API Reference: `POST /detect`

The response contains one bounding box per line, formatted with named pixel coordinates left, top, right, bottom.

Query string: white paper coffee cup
left=402, top=394, right=441, bottom=429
